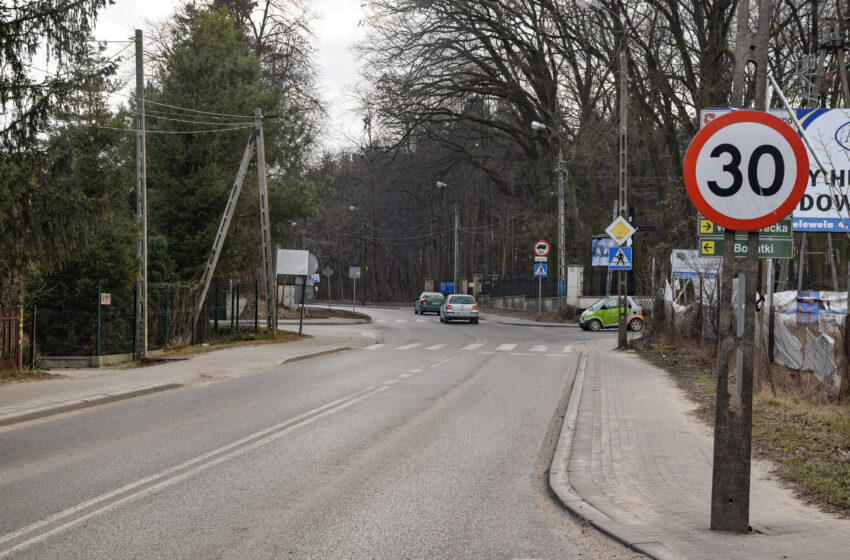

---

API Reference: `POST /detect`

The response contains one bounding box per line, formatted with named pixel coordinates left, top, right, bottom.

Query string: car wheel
left=629, top=317, right=644, bottom=332
left=588, top=319, right=602, bottom=332
left=440, top=315, right=444, bottom=323
left=414, top=308, right=419, bottom=315
left=473, top=319, right=479, bottom=324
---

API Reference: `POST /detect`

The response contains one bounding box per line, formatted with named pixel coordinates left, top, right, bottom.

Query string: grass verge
left=634, top=335, right=850, bottom=518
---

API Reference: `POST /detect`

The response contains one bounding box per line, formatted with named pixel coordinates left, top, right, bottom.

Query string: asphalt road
left=0, top=307, right=626, bottom=559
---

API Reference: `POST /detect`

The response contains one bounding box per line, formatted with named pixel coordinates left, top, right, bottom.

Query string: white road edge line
left=0, top=385, right=388, bottom=557
left=429, top=357, right=452, bottom=369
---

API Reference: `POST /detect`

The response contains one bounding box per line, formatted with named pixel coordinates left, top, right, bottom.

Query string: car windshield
left=590, top=298, right=609, bottom=310
left=422, top=293, right=443, bottom=300
left=450, top=296, right=475, bottom=304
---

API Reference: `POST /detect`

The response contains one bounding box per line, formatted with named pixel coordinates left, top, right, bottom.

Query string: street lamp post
left=436, top=181, right=460, bottom=293
left=349, top=205, right=367, bottom=305
left=531, top=121, right=566, bottom=313
left=577, top=0, right=629, bottom=349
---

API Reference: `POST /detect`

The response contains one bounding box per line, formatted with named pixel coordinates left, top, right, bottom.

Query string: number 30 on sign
left=683, top=111, right=808, bottom=231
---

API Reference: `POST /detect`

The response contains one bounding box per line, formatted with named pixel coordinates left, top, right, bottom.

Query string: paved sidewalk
left=551, top=345, right=850, bottom=559
left=0, top=331, right=369, bottom=427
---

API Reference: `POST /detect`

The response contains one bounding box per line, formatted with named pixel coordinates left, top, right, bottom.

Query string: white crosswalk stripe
left=529, top=345, right=547, bottom=352
left=396, top=319, right=407, bottom=323
left=461, top=343, right=484, bottom=351
left=562, top=345, right=573, bottom=353
left=363, top=344, right=385, bottom=350
left=395, top=343, right=420, bottom=350
left=496, top=344, right=517, bottom=352
left=425, top=344, right=446, bottom=350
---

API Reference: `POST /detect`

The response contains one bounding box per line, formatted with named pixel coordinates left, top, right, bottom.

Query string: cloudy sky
left=95, top=0, right=367, bottom=151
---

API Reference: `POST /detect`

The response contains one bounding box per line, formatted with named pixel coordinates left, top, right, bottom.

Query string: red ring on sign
left=683, top=110, right=808, bottom=231
left=534, top=240, right=550, bottom=256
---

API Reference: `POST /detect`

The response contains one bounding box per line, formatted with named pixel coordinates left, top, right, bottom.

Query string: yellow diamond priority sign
left=605, top=216, right=636, bottom=246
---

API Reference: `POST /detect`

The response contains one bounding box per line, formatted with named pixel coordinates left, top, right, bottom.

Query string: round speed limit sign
left=683, top=110, right=808, bottom=231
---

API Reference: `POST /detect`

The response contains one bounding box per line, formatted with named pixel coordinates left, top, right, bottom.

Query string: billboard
left=591, top=236, right=618, bottom=267
left=701, top=108, right=850, bottom=232
left=670, top=248, right=720, bottom=279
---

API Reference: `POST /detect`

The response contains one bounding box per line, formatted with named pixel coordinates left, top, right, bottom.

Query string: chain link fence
left=33, top=275, right=266, bottom=358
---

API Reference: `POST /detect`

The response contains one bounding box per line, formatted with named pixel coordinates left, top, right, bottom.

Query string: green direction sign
left=698, top=216, right=792, bottom=238
left=699, top=237, right=793, bottom=259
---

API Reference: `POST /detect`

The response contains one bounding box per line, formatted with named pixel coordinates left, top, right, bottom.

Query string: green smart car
left=579, top=295, right=645, bottom=332
left=414, top=292, right=445, bottom=315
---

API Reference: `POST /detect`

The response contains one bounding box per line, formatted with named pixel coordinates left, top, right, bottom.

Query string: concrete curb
left=495, top=321, right=578, bottom=328
left=1, top=346, right=356, bottom=428
left=0, top=383, right=183, bottom=427
left=278, top=347, right=350, bottom=365
left=277, top=320, right=370, bottom=326
left=548, top=350, right=685, bottom=560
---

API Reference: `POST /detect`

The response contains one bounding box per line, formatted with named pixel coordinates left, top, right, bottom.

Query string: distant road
left=0, top=307, right=622, bottom=559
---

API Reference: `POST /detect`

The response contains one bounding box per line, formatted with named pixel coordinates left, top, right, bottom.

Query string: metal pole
left=96, top=281, right=101, bottom=357
left=558, top=148, right=566, bottom=312
left=538, top=276, right=542, bottom=315
left=164, top=284, right=169, bottom=348
left=454, top=203, right=459, bottom=293
left=28, top=306, right=36, bottom=369
left=134, top=29, right=148, bottom=361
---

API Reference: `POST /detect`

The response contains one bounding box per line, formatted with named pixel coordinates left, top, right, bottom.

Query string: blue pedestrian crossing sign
left=608, top=247, right=632, bottom=270
left=533, top=263, right=548, bottom=277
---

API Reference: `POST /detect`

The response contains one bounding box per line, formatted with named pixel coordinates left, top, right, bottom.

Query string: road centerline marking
left=0, top=385, right=388, bottom=557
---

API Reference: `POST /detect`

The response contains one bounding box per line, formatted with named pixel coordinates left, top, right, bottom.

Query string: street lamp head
left=349, top=205, right=360, bottom=211
left=530, top=121, right=547, bottom=131
left=436, top=181, right=448, bottom=188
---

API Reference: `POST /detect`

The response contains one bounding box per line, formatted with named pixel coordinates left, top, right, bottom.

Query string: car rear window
left=423, top=293, right=443, bottom=299
left=451, top=296, right=475, bottom=304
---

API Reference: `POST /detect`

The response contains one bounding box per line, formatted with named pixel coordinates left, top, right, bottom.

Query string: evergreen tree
left=146, top=7, right=320, bottom=282
left=1, top=0, right=116, bottom=149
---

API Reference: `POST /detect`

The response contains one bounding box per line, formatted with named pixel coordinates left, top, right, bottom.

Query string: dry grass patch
left=634, top=334, right=850, bottom=517
left=0, top=368, right=65, bottom=384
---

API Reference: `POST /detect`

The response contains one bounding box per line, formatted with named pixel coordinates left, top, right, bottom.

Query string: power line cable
left=63, top=121, right=256, bottom=135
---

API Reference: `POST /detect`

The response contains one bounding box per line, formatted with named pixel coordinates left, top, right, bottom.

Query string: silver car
left=440, top=294, right=479, bottom=324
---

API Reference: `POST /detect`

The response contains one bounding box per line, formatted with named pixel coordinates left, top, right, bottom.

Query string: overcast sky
left=95, top=0, right=366, bottom=151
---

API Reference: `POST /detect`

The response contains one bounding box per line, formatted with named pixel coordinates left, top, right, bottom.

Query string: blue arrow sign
left=534, top=263, right=548, bottom=277
left=608, top=247, right=633, bottom=270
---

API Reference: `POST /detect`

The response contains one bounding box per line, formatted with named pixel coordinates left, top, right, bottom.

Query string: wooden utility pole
left=134, top=29, right=148, bottom=361
left=710, top=0, right=773, bottom=534
left=191, top=131, right=257, bottom=335
left=617, top=35, right=629, bottom=350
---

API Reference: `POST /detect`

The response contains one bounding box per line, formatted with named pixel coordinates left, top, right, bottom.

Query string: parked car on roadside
left=415, top=292, right=445, bottom=315
left=579, top=295, right=644, bottom=332
left=440, top=294, right=479, bottom=324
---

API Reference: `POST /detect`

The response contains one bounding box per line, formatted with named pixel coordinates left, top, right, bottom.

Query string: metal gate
left=0, top=306, right=22, bottom=370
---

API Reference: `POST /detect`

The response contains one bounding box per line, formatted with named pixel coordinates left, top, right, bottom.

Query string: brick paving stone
left=568, top=347, right=850, bottom=559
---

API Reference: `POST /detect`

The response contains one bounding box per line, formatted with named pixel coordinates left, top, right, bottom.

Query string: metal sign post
left=349, top=267, right=361, bottom=312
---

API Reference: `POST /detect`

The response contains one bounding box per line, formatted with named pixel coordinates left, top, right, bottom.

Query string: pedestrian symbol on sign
left=608, top=247, right=632, bottom=270
left=533, top=263, right=548, bottom=277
